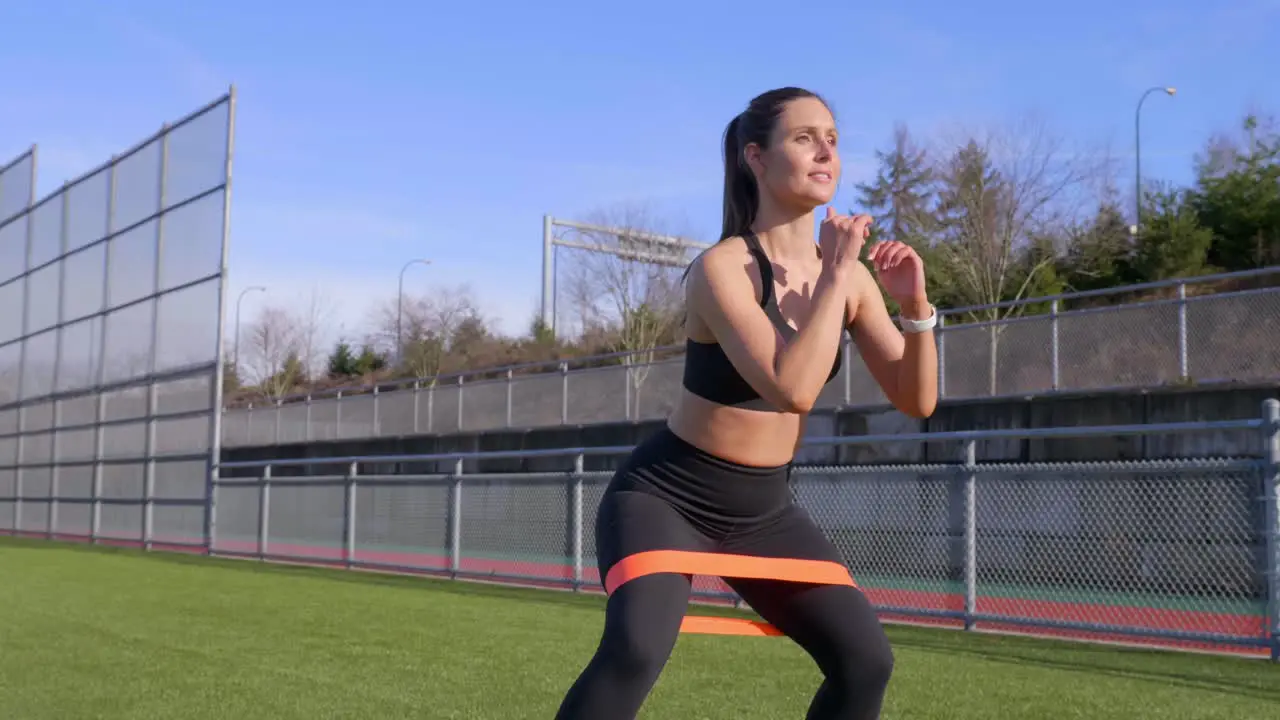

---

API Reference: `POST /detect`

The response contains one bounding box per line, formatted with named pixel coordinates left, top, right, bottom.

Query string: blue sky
left=1, top=0, right=1277, bottom=343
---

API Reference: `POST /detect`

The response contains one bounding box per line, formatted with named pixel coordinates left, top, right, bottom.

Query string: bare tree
left=367, top=283, right=484, bottom=382
left=295, top=285, right=338, bottom=381
left=243, top=304, right=305, bottom=399
left=929, top=115, right=1105, bottom=393
left=557, top=202, right=694, bottom=418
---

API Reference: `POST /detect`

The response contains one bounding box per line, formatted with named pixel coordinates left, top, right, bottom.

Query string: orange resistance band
left=603, top=550, right=857, bottom=637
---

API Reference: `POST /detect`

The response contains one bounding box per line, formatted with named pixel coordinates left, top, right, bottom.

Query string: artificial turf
left=1, top=536, right=1276, bottom=719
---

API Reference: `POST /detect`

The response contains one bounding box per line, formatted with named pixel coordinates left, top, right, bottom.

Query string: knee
left=826, top=628, right=894, bottom=696
left=599, top=619, right=677, bottom=680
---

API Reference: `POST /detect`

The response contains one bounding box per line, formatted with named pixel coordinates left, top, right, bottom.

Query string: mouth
left=808, top=171, right=832, bottom=183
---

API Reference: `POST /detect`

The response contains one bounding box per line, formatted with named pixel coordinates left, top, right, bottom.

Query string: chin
left=792, top=183, right=835, bottom=207
left=795, top=191, right=834, bottom=209
left=775, top=181, right=835, bottom=212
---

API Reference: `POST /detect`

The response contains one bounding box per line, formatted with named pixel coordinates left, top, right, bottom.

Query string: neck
left=750, top=198, right=819, bottom=264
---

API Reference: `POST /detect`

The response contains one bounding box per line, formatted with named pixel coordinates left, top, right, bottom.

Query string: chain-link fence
left=205, top=404, right=1280, bottom=660
left=220, top=268, right=1280, bottom=447
left=0, top=92, right=235, bottom=550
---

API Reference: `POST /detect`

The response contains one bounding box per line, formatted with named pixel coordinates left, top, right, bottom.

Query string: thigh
left=593, top=486, right=715, bottom=587
left=721, top=504, right=889, bottom=665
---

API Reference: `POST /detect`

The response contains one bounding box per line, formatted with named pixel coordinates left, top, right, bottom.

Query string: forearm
left=772, top=269, right=850, bottom=411
left=892, top=297, right=939, bottom=417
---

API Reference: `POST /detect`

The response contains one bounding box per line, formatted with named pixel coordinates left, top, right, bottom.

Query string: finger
left=826, top=206, right=835, bottom=220
left=885, top=242, right=911, bottom=269
left=876, top=241, right=903, bottom=266
left=851, top=214, right=874, bottom=239
left=890, top=243, right=916, bottom=266
left=870, top=241, right=899, bottom=270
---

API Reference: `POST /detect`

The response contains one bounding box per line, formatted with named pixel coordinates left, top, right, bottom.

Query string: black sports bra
left=682, top=230, right=844, bottom=410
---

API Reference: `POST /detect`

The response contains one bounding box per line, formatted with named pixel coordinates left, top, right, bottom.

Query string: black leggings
left=555, top=428, right=894, bottom=719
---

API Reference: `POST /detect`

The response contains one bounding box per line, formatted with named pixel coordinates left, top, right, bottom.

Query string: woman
left=555, top=87, right=939, bottom=720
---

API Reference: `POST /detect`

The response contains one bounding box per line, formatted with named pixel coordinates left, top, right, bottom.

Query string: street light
left=1134, top=85, right=1177, bottom=235
left=233, top=285, right=267, bottom=372
left=396, top=258, right=432, bottom=362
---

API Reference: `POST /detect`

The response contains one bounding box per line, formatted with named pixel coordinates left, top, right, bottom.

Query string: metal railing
left=185, top=401, right=1280, bottom=659
left=219, top=266, right=1280, bottom=447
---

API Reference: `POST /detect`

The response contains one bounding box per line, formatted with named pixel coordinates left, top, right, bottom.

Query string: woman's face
left=747, top=97, right=841, bottom=210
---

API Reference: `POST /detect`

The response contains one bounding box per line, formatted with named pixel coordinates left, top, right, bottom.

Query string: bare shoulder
left=690, top=237, right=746, bottom=279
left=688, top=237, right=758, bottom=295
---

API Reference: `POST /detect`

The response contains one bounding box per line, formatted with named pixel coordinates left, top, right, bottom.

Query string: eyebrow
left=791, top=125, right=837, bottom=135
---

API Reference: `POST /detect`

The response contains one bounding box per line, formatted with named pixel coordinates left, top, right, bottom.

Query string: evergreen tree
left=1191, top=114, right=1280, bottom=270
left=854, top=123, right=937, bottom=247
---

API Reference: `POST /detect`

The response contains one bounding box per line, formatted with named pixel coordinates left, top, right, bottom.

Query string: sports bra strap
left=742, top=230, right=793, bottom=336
left=741, top=230, right=773, bottom=306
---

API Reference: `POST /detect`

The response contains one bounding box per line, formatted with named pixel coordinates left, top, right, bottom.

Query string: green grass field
left=2, top=536, right=1277, bottom=719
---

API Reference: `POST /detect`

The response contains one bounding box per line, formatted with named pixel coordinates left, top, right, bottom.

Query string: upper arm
left=846, top=263, right=906, bottom=396
left=686, top=250, right=795, bottom=410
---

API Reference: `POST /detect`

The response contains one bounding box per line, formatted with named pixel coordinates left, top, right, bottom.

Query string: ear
left=743, top=142, right=765, bottom=178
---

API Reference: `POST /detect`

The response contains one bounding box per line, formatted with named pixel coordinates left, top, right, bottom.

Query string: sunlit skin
left=669, top=96, right=938, bottom=467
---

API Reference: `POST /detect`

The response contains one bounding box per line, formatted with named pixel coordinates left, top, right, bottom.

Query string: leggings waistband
left=609, top=426, right=794, bottom=531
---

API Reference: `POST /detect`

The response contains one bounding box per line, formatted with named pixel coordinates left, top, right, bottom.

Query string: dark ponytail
left=717, top=86, right=828, bottom=243
left=721, top=114, right=757, bottom=242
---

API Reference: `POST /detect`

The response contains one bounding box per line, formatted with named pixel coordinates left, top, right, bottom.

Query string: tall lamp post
left=233, top=285, right=266, bottom=373
left=1135, top=85, right=1177, bottom=234
left=396, top=258, right=432, bottom=362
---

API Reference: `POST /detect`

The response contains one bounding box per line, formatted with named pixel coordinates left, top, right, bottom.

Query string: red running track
left=5, top=530, right=1270, bottom=659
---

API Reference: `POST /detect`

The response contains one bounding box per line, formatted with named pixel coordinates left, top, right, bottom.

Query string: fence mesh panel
left=204, top=456, right=1274, bottom=656
left=0, top=95, right=233, bottom=550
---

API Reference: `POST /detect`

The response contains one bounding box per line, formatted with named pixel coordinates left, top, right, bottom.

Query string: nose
left=815, top=138, right=835, bottom=161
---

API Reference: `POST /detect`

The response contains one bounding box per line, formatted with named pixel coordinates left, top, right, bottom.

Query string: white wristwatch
left=898, top=304, right=937, bottom=333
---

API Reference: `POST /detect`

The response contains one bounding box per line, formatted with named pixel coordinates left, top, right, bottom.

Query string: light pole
left=1135, top=85, right=1176, bottom=235
left=396, top=258, right=432, bottom=362
left=233, top=285, right=266, bottom=373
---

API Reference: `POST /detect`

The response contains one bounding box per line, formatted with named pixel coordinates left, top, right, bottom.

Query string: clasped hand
left=818, top=207, right=928, bottom=307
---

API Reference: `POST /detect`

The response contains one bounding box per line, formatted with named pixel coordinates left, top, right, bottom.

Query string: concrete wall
left=221, top=383, right=1280, bottom=473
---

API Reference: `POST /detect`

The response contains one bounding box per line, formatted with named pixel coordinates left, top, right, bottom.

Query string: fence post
left=624, top=364, right=632, bottom=422
left=1262, top=398, right=1279, bottom=662
left=560, top=362, right=569, bottom=425
left=450, top=457, right=463, bottom=579
left=1050, top=300, right=1060, bottom=391
left=204, top=455, right=216, bottom=555
left=572, top=453, right=584, bottom=592
left=1177, top=282, right=1189, bottom=379
left=427, top=381, right=435, bottom=433
left=842, top=336, right=852, bottom=406
left=937, top=314, right=947, bottom=399
left=344, top=461, right=358, bottom=569
left=305, top=394, right=313, bottom=443
left=963, top=438, right=977, bottom=631
left=258, top=464, right=272, bottom=561
left=335, top=391, right=343, bottom=439
left=372, top=386, right=380, bottom=437
left=506, top=369, right=514, bottom=428
left=412, top=382, right=421, bottom=434
left=457, top=376, right=465, bottom=432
